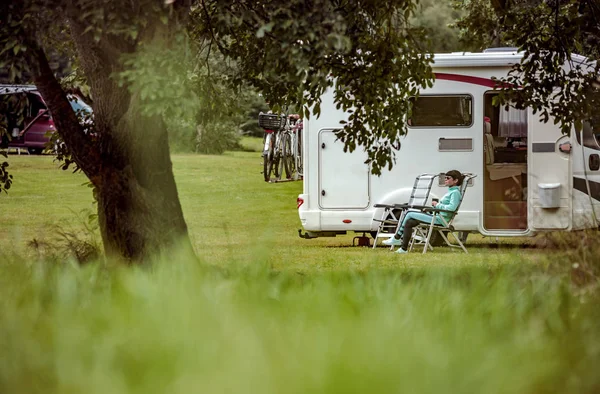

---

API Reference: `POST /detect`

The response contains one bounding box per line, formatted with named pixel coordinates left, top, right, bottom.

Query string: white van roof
left=433, top=50, right=591, bottom=69
left=433, top=51, right=524, bottom=68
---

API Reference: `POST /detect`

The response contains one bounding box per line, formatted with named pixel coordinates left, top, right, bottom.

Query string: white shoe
left=382, top=237, right=402, bottom=246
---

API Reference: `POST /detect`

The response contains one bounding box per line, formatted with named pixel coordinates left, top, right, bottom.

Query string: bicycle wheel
left=283, top=133, right=295, bottom=179
left=274, top=133, right=283, bottom=180
left=296, top=130, right=303, bottom=177
left=263, top=134, right=275, bottom=182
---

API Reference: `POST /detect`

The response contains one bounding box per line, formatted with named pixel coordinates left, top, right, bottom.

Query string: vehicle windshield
left=68, top=95, right=92, bottom=114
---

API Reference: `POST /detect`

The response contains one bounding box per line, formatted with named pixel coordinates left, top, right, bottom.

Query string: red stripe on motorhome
left=434, top=73, right=498, bottom=87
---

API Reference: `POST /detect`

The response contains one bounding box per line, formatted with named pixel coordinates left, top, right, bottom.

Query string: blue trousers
left=396, top=211, right=444, bottom=250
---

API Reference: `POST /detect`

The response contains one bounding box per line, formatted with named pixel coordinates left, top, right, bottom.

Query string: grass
left=0, top=148, right=542, bottom=271
left=0, top=146, right=599, bottom=393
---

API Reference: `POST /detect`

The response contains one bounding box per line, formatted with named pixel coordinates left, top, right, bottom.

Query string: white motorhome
left=297, top=49, right=600, bottom=241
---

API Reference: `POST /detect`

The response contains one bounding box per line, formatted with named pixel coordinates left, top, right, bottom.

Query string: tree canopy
left=193, top=0, right=435, bottom=174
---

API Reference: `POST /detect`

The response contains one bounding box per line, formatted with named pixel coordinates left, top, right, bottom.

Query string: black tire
left=274, top=137, right=283, bottom=180
left=263, top=135, right=275, bottom=182
left=282, top=134, right=294, bottom=179
left=263, top=154, right=273, bottom=182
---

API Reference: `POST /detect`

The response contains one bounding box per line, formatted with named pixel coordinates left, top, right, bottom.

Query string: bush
left=195, top=121, right=241, bottom=154
left=537, top=230, right=600, bottom=288
left=167, top=118, right=197, bottom=153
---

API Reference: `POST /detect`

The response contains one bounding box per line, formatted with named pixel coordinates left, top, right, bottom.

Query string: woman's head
left=444, top=170, right=463, bottom=186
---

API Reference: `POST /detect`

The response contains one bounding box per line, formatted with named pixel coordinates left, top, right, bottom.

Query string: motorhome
left=297, top=49, right=600, bottom=242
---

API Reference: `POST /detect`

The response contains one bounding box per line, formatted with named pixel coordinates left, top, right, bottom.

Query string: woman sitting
left=383, top=170, right=464, bottom=254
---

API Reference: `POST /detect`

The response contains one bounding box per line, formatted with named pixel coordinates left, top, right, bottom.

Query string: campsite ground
left=0, top=141, right=599, bottom=393
left=0, top=140, right=543, bottom=271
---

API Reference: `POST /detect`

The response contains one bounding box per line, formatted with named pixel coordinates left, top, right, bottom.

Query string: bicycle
left=275, top=114, right=303, bottom=181
left=291, top=115, right=303, bottom=180
left=258, top=112, right=285, bottom=182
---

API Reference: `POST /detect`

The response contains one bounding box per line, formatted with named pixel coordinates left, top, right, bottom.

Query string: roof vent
left=483, top=47, right=519, bottom=53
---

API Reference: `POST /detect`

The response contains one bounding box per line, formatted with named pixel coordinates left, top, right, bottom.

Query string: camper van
left=0, top=85, right=92, bottom=154
left=297, top=49, right=600, bottom=241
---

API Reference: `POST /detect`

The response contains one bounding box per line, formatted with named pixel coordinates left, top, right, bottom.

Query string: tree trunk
left=23, top=10, right=194, bottom=262
left=95, top=96, right=192, bottom=261
left=72, top=19, right=193, bottom=261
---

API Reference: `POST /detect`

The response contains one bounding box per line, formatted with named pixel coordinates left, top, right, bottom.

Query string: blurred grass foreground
left=0, top=154, right=599, bottom=393
left=1, top=248, right=600, bottom=394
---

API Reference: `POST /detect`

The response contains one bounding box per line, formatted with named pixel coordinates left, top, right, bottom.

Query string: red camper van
left=0, top=85, right=91, bottom=154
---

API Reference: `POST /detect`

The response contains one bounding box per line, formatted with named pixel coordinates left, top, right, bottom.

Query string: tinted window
left=409, top=95, right=473, bottom=127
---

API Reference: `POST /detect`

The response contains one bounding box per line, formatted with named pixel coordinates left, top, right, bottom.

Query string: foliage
left=117, top=35, right=200, bottom=121
left=413, top=0, right=467, bottom=52
left=195, top=121, right=241, bottom=154
left=195, top=0, right=435, bottom=175
left=0, top=151, right=12, bottom=193
left=452, top=0, right=508, bottom=50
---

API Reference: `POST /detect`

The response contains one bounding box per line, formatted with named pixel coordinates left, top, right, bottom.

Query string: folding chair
left=408, top=173, right=477, bottom=254
left=372, top=173, right=439, bottom=248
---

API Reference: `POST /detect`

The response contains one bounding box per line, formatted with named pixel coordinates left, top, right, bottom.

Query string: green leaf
left=256, top=23, right=274, bottom=38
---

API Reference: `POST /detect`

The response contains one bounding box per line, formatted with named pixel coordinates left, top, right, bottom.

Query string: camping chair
left=372, top=173, right=439, bottom=249
left=408, top=173, right=477, bottom=254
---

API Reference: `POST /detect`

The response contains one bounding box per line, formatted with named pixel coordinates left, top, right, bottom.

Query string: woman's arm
left=436, top=190, right=461, bottom=212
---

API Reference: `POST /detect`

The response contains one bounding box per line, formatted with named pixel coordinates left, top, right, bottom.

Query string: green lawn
left=0, top=149, right=599, bottom=394
left=1, top=150, right=541, bottom=270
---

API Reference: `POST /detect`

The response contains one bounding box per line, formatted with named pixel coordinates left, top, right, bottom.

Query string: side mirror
left=38, top=109, right=50, bottom=119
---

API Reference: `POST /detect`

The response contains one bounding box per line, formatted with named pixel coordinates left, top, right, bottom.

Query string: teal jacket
left=435, top=186, right=462, bottom=223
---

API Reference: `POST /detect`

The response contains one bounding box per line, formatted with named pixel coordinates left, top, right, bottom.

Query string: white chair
left=372, top=173, right=439, bottom=248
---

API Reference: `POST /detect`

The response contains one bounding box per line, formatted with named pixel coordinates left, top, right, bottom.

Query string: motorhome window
left=575, top=121, right=600, bottom=151
left=409, top=95, right=472, bottom=127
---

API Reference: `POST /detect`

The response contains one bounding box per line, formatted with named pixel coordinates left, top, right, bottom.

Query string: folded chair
left=408, top=173, right=477, bottom=254
left=372, top=173, right=439, bottom=249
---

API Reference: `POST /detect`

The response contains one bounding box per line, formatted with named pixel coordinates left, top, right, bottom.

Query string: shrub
left=537, top=230, right=600, bottom=288
left=195, top=121, right=241, bottom=154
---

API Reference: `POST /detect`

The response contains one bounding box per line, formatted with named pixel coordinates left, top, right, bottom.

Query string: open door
left=482, top=92, right=528, bottom=230
left=527, top=112, right=571, bottom=230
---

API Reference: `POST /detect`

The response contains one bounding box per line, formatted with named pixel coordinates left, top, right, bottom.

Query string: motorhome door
left=528, top=112, right=571, bottom=230
left=318, top=129, right=370, bottom=209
